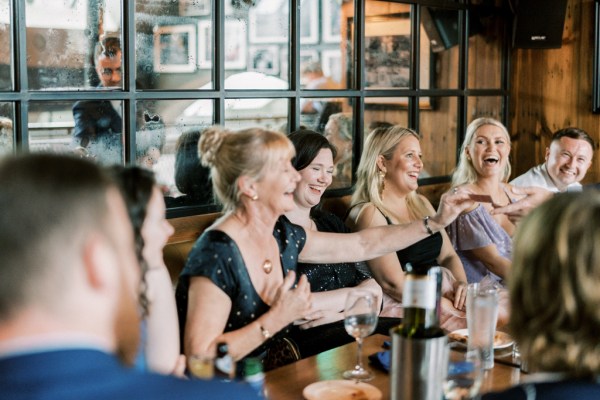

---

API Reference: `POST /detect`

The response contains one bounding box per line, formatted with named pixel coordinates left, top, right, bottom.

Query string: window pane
left=29, top=100, right=124, bottom=165
left=468, top=14, right=504, bottom=89
left=419, top=96, right=458, bottom=177
left=26, top=0, right=122, bottom=90
left=139, top=99, right=214, bottom=207
left=136, top=0, right=212, bottom=90
left=0, top=102, right=13, bottom=158
left=424, top=7, right=459, bottom=90
left=319, top=100, right=354, bottom=189
left=0, top=0, right=11, bottom=90
left=224, top=98, right=288, bottom=132
left=467, top=96, right=504, bottom=122
left=300, top=97, right=343, bottom=133
left=363, top=101, right=409, bottom=136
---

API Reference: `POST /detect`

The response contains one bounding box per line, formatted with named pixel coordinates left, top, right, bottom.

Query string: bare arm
left=465, top=245, right=511, bottom=279
left=490, top=186, right=553, bottom=223
left=184, top=272, right=312, bottom=361
left=143, top=265, right=181, bottom=375
left=299, top=190, right=474, bottom=264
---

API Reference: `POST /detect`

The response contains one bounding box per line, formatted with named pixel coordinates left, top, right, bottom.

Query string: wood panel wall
left=509, top=0, right=599, bottom=183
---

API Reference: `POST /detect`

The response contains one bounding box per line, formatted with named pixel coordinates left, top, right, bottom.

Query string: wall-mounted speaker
left=422, top=8, right=482, bottom=53
left=512, top=0, right=568, bottom=49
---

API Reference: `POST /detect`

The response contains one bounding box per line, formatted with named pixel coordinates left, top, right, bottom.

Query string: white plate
left=303, top=380, right=382, bottom=400
left=448, top=329, right=514, bottom=350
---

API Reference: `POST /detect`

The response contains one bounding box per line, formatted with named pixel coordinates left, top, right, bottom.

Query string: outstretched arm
left=490, top=186, right=552, bottom=223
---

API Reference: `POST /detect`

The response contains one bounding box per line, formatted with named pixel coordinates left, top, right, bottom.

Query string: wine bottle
left=399, top=263, right=445, bottom=338
left=214, top=342, right=236, bottom=381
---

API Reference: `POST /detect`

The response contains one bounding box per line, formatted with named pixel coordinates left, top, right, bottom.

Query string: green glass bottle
left=398, top=263, right=444, bottom=338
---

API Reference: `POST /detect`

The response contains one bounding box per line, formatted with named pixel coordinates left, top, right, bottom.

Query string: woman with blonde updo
left=176, top=126, right=473, bottom=370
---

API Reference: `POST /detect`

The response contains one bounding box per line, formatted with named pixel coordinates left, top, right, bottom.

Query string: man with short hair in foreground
left=0, top=154, right=259, bottom=400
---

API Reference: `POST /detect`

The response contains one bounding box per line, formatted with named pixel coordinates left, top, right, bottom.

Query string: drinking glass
left=343, top=289, right=378, bottom=381
left=443, top=342, right=484, bottom=400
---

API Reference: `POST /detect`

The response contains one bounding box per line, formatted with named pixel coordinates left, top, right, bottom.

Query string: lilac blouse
left=445, top=204, right=512, bottom=284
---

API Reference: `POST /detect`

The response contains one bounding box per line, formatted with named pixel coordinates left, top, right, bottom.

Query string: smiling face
left=141, top=187, right=174, bottom=266
left=545, top=137, right=593, bottom=190
left=466, top=124, right=511, bottom=180
left=255, top=155, right=301, bottom=216
left=294, top=148, right=335, bottom=209
left=380, top=135, right=423, bottom=195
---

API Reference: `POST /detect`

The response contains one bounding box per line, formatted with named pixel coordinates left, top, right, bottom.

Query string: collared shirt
left=510, top=163, right=582, bottom=193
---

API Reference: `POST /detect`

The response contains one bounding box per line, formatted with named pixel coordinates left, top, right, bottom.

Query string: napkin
left=368, top=350, right=390, bottom=372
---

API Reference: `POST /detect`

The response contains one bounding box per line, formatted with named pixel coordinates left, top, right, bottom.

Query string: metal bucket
left=390, top=331, right=448, bottom=400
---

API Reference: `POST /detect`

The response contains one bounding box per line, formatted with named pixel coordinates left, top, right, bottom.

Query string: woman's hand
left=429, top=188, right=474, bottom=230
left=451, top=281, right=468, bottom=310
left=270, top=272, right=313, bottom=328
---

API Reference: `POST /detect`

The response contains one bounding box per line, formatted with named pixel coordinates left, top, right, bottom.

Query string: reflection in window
left=28, top=100, right=124, bottom=165
left=138, top=99, right=213, bottom=206
left=424, top=8, right=459, bottom=90
left=224, top=97, right=288, bottom=132
left=0, top=0, right=11, bottom=90
left=322, top=107, right=354, bottom=189
left=0, top=102, right=13, bottom=157
left=300, top=97, right=344, bottom=133
left=25, top=0, right=121, bottom=90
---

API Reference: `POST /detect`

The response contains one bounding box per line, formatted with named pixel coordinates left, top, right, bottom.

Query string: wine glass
left=343, top=289, right=379, bottom=382
left=443, top=342, right=484, bottom=400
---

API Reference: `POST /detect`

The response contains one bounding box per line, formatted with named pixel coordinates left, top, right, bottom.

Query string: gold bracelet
left=259, top=324, right=271, bottom=341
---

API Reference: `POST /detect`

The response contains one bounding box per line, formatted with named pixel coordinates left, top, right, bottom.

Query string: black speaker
left=512, top=0, right=568, bottom=49
left=422, top=8, right=482, bottom=53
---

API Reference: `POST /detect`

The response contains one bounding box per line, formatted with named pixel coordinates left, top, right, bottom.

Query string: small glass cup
left=188, top=354, right=214, bottom=380
left=443, top=342, right=484, bottom=400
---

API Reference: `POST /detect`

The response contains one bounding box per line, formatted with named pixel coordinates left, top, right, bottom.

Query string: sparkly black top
left=297, top=209, right=371, bottom=291
left=176, top=215, right=307, bottom=356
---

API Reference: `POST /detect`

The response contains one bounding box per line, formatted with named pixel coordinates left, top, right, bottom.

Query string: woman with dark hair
left=283, top=129, right=383, bottom=357
left=110, top=166, right=183, bottom=375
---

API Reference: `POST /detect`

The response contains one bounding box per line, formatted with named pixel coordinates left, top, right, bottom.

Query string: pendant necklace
left=262, top=260, right=273, bottom=274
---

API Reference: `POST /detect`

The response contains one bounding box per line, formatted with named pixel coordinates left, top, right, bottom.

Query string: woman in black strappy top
left=347, top=125, right=469, bottom=330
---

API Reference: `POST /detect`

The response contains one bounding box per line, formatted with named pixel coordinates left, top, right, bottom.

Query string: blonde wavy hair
left=511, top=191, right=600, bottom=377
left=452, top=117, right=511, bottom=187
left=198, top=126, right=294, bottom=212
left=352, top=126, right=429, bottom=220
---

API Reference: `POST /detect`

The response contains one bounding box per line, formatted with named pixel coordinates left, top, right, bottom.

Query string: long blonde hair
left=198, top=126, right=294, bottom=212
left=452, top=117, right=511, bottom=187
left=511, top=191, right=600, bottom=377
left=352, top=126, right=430, bottom=221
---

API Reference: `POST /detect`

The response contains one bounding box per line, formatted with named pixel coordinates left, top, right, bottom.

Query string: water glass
left=467, top=288, right=499, bottom=369
left=443, top=342, right=484, bottom=400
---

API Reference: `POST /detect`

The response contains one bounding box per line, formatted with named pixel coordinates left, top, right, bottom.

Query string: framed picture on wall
left=300, top=0, right=319, bottom=45
left=153, top=24, right=197, bottom=73
left=198, top=20, right=247, bottom=69
left=322, top=0, right=341, bottom=43
left=348, top=13, right=431, bottom=108
left=249, top=45, right=280, bottom=75
left=179, top=0, right=211, bottom=16
left=249, top=2, right=288, bottom=43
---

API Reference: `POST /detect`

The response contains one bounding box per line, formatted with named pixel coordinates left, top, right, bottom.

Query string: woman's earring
left=251, top=194, right=259, bottom=201
left=378, top=170, right=386, bottom=196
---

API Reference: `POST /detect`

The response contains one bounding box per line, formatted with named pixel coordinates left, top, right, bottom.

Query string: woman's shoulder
left=347, top=202, right=387, bottom=230
left=311, top=209, right=349, bottom=233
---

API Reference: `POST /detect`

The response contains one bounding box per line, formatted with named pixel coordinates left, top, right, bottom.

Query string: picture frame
left=179, top=0, right=211, bottom=17
left=300, top=0, right=319, bottom=45
left=249, top=2, right=288, bottom=43
left=249, top=45, right=280, bottom=75
left=153, top=24, right=197, bottom=73
left=198, top=20, right=247, bottom=69
left=349, top=13, right=431, bottom=108
left=322, top=0, right=341, bottom=43
left=321, top=49, right=342, bottom=84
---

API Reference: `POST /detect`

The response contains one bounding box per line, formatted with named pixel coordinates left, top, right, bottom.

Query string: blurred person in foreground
left=483, top=191, right=600, bottom=399
left=511, top=127, right=594, bottom=193
left=110, top=166, right=183, bottom=375
left=0, top=154, right=259, bottom=399
left=176, top=127, right=473, bottom=370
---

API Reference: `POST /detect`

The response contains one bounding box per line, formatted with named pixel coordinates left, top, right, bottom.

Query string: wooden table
left=264, top=334, right=523, bottom=400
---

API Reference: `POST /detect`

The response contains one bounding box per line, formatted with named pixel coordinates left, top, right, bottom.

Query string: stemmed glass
left=343, top=289, right=379, bottom=382
left=443, top=342, right=484, bottom=400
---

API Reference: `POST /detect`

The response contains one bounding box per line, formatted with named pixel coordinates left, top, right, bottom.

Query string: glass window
left=26, top=1, right=122, bottom=91
left=419, top=96, right=458, bottom=177
left=300, top=96, right=344, bottom=133
left=424, top=7, right=459, bottom=90
left=224, top=97, right=288, bottom=132
left=467, top=96, right=504, bottom=122
left=0, top=102, right=13, bottom=157
left=139, top=99, right=213, bottom=206
left=0, top=0, right=11, bottom=90
left=363, top=100, right=409, bottom=137
left=28, top=100, right=124, bottom=165
left=320, top=99, right=354, bottom=189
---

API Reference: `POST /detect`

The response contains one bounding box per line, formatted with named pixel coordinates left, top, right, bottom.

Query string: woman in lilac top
left=446, top=118, right=522, bottom=285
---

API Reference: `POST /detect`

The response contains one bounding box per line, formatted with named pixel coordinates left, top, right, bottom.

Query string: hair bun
left=198, top=127, right=228, bottom=168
